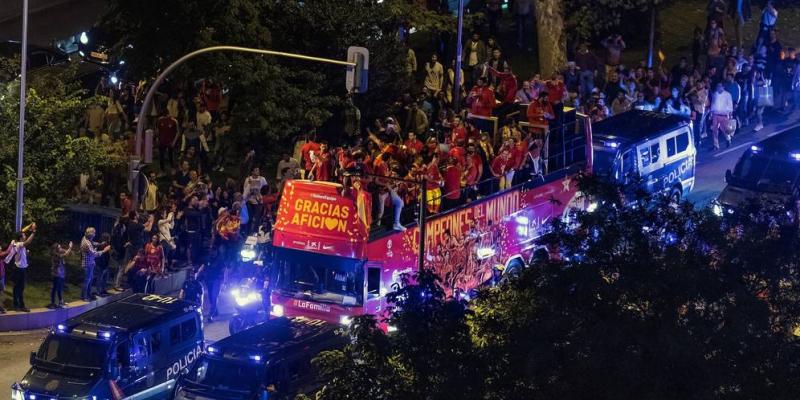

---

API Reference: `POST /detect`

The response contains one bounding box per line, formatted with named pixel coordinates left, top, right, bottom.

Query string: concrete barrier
left=0, top=267, right=190, bottom=332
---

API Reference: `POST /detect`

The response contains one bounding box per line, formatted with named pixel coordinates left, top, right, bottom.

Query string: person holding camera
left=5, top=224, right=36, bottom=312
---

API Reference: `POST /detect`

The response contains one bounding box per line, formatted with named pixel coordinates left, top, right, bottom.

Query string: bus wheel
left=229, top=315, right=246, bottom=335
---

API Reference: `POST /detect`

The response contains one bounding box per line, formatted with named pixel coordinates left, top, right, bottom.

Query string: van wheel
left=668, top=187, right=682, bottom=204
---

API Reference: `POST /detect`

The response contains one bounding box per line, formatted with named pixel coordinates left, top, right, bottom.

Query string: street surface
left=0, top=111, right=798, bottom=394
left=687, top=110, right=800, bottom=206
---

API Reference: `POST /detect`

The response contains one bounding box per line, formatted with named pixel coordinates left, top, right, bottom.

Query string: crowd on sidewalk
left=3, top=0, right=798, bottom=317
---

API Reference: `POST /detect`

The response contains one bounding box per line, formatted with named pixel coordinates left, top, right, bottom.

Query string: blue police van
left=173, top=317, right=345, bottom=400
left=592, top=110, right=696, bottom=201
left=13, top=294, right=203, bottom=400
left=715, top=126, right=800, bottom=213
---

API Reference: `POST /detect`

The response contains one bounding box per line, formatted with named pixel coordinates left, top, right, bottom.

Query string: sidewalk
left=0, top=267, right=192, bottom=332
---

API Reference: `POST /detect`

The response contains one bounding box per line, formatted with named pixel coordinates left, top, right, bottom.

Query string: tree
left=314, top=269, right=482, bottom=400
left=470, top=177, right=800, bottom=399
left=534, top=0, right=567, bottom=78
left=0, top=58, right=125, bottom=238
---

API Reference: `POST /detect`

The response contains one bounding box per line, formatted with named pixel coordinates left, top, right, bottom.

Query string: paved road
left=687, top=110, right=800, bottom=207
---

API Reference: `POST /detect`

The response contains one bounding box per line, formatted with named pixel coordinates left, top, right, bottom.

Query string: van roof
left=592, top=110, right=690, bottom=147
left=66, top=293, right=197, bottom=333
left=210, top=317, right=339, bottom=361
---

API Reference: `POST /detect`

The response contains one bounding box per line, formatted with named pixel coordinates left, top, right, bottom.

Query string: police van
left=173, top=317, right=345, bottom=400
left=715, top=126, right=800, bottom=213
left=13, top=294, right=203, bottom=400
left=592, top=110, right=696, bottom=202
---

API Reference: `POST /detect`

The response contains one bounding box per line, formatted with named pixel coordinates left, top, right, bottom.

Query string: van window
left=150, top=332, right=161, bottom=353
left=170, top=325, right=180, bottom=345
left=367, top=267, right=381, bottom=299
left=667, top=132, right=689, bottom=158
left=181, top=319, right=197, bottom=341
left=116, top=342, right=130, bottom=367
left=639, top=143, right=660, bottom=168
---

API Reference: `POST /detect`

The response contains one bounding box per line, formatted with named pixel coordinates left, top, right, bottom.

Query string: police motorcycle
left=229, top=223, right=273, bottom=334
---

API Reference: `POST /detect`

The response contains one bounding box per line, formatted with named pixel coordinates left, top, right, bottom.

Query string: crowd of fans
left=2, top=0, right=798, bottom=315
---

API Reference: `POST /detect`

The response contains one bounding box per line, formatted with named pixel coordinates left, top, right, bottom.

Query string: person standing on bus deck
left=80, top=227, right=111, bottom=301
left=6, top=224, right=36, bottom=312
left=527, top=91, right=554, bottom=127
left=709, top=83, right=734, bottom=150
left=491, top=145, right=516, bottom=191
left=443, top=158, right=463, bottom=211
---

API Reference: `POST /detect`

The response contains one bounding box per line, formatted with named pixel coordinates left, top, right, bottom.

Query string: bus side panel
left=367, top=172, right=584, bottom=297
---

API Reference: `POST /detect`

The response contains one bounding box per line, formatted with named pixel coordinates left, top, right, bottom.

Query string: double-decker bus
left=268, top=110, right=593, bottom=326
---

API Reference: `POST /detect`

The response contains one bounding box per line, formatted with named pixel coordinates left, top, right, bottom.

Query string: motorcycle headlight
left=712, top=203, right=723, bottom=217
left=270, top=304, right=284, bottom=317
left=233, top=290, right=261, bottom=307
left=240, top=248, right=256, bottom=261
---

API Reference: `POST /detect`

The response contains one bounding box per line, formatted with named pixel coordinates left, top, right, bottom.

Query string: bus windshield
left=36, top=336, right=109, bottom=371
left=731, top=153, right=800, bottom=194
left=273, top=247, right=364, bottom=306
left=186, top=356, right=262, bottom=393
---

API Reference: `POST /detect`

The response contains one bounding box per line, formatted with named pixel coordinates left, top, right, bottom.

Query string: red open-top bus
left=269, top=110, right=593, bottom=326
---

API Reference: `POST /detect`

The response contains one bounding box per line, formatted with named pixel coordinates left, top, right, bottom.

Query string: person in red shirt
left=404, top=131, right=424, bottom=155
left=299, top=134, right=320, bottom=178
left=203, top=80, right=222, bottom=120
left=309, top=142, right=332, bottom=182
left=449, top=139, right=467, bottom=167
left=156, top=110, right=179, bottom=172
left=450, top=115, right=467, bottom=144
left=424, top=155, right=442, bottom=214
left=490, top=146, right=515, bottom=190
left=546, top=74, right=567, bottom=121
left=489, top=67, right=518, bottom=105
left=463, top=143, right=483, bottom=201
left=468, top=77, right=496, bottom=117
left=526, top=92, right=555, bottom=126
left=442, top=158, right=463, bottom=211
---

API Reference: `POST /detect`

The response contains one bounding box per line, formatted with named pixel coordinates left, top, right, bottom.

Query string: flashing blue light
left=606, top=141, right=620, bottom=149
left=249, top=354, right=263, bottom=362
left=790, top=152, right=800, bottom=161
left=207, top=345, right=218, bottom=354
left=56, top=324, right=66, bottom=332
left=99, top=331, right=112, bottom=339
left=110, top=75, right=119, bottom=85
left=751, top=145, right=762, bottom=153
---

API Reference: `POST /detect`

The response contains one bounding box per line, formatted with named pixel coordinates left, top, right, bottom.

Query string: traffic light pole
left=131, top=46, right=357, bottom=206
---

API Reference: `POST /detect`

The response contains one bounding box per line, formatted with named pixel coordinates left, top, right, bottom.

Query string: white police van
left=592, top=110, right=696, bottom=201
left=13, top=294, right=203, bottom=400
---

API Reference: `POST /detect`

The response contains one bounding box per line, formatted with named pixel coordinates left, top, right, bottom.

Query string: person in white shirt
left=196, top=104, right=213, bottom=134
left=276, top=154, right=300, bottom=181
left=243, top=167, right=268, bottom=233
left=709, top=83, right=734, bottom=150
left=6, top=225, right=36, bottom=311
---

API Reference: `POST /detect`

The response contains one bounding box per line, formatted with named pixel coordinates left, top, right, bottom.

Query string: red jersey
left=425, top=161, right=442, bottom=189
left=491, top=154, right=514, bottom=175
left=449, top=145, right=467, bottom=167
left=469, top=86, right=496, bottom=117
left=451, top=125, right=467, bottom=144
left=404, top=138, right=424, bottom=154
left=316, top=152, right=332, bottom=182
left=443, top=165, right=462, bottom=200
left=546, top=80, right=567, bottom=105
left=527, top=100, right=554, bottom=125
left=300, top=141, right=321, bottom=170
left=204, top=86, right=221, bottom=112
left=157, top=116, right=178, bottom=147
left=465, top=154, right=483, bottom=185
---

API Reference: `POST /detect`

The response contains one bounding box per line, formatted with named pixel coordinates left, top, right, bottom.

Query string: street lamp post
left=130, top=46, right=357, bottom=206
left=15, top=0, right=29, bottom=232
left=453, top=0, right=465, bottom=111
